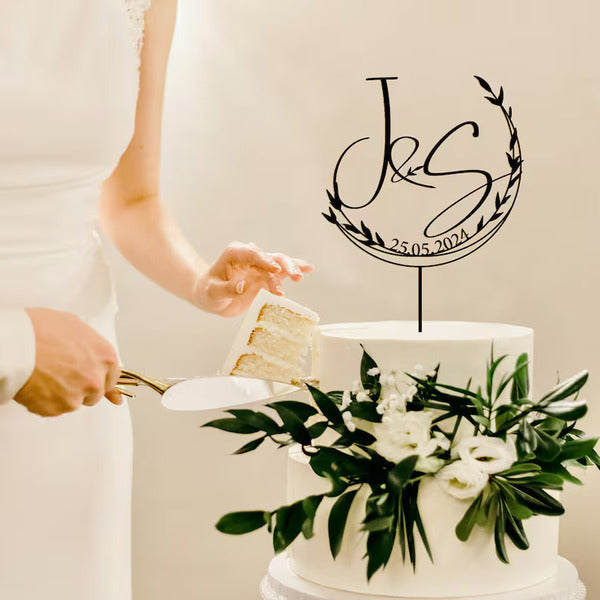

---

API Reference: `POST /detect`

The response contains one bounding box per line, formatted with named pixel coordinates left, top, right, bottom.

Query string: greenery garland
left=205, top=350, right=598, bottom=580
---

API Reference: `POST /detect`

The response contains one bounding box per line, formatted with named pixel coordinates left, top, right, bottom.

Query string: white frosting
left=287, top=321, right=560, bottom=598
left=221, top=288, right=319, bottom=379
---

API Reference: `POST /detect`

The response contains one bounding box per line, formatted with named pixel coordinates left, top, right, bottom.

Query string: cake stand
left=259, top=554, right=586, bottom=600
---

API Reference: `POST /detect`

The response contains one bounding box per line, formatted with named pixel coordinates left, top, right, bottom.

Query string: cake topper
left=323, top=76, right=522, bottom=331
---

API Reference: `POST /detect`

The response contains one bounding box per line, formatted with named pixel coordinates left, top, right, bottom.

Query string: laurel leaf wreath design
left=322, top=76, right=523, bottom=257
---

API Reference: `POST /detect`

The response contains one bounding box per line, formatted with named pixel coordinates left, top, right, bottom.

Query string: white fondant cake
left=221, top=289, right=319, bottom=384
left=286, top=321, right=560, bottom=598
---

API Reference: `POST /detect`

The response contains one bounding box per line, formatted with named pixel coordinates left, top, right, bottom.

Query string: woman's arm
left=100, top=0, right=310, bottom=318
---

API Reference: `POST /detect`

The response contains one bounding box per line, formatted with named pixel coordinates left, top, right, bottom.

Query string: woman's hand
left=13, top=308, right=123, bottom=417
left=191, top=242, right=314, bottom=317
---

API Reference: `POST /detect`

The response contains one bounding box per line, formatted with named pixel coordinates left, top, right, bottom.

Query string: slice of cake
left=221, top=288, right=319, bottom=385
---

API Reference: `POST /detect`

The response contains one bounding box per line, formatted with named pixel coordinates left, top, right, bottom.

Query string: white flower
left=436, top=460, right=489, bottom=500
left=367, top=367, right=380, bottom=376
left=406, top=385, right=418, bottom=398
left=341, top=390, right=352, bottom=410
left=342, top=410, right=356, bottom=432
left=356, top=391, right=370, bottom=403
left=373, top=410, right=436, bottom=464
left=351, top=380, right=361, bottom=394
left=416, top=455, right=445, bottom=474
left=452, top=435, right=517, bottom=475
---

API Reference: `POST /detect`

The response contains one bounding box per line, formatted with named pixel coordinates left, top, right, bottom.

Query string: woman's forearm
left=99, top=194, right=207, bottom=305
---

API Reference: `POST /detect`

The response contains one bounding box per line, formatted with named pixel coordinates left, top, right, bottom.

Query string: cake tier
left=262, top=554, right=584, bottom=600
left=287, top=321, right=561, bottom=598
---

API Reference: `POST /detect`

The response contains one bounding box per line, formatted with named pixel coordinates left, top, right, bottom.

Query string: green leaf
left=473, top=415, right=491, bottom=429
left=306, top=384, right=344, bottom=425
left=216, top=511, right=269, bottom=535
left=538, top=399, right=588, bottom=421
left=517, top=420, right=537, bottom=456
left=268, top=404, right=312, bottom=445
left=494, top=502, right=509, bottom=564
left=386, top=455, right=419, bottom=494
left=227, top=409, right=282, bottom=435
left=497, top=485, right=533, bottom=520
left=307, top=420, right=329, bottom=440
left=456, top=493, right=484, bottom=541
left=267, top=400, right=318, bottom=422
left=366, top=528, right=395, bottom=580
left=495, top=404, right=519, bottom=431
left=328, top=489, right=359, bottom=558
left=539, top=371, right=589, bottom=406
left=202, top=418, right=259, bottom=434
left=558, top=437, right=598, bottom=461
left=310, top=447, right=370, bottom=481
left=360, top=346, right=382, bottom=399
left=233, top=436, right=266, bottom=454
left=273, top=502, right=306, bottom=553
left=497, top=462, right=541, bottom=477
left=487, top=354, right=508, bottom=401
left=301, top=495, right=323, bottom=539
left=504, top=509, right=529, bottom=551
left=533, top=428, right=562, bottom=462
left=510, top=353, right=530, bottom=403
left=361, top=515, right=394, bottom=532
left=348, top=402, right=382, bottom=422
left=536, top=463, right=583, bottom=485
left=511, top=485, right=564, bottom=516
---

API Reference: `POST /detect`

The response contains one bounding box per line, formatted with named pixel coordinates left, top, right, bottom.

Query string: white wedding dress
left=0, top=1, right=150, bottom=598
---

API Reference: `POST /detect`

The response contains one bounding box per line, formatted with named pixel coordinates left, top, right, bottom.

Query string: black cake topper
left=323, top=76, right=522, bottom=331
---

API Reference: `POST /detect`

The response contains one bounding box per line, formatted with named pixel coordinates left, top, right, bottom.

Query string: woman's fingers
left=105, top=388, right=123, bottom=406
left=220, top=242, right=282, bottom=274
left=268, top=253, right=310, bottom=281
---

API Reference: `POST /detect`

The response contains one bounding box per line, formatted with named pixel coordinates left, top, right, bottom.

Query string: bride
left=0, top=1, right=312, bottom=598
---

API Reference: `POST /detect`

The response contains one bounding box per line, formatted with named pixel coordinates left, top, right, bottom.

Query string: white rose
left=373, top=410, right=436, bottom=464
left=452, top=435, right=517, bottom=475
left=436, top=460, right=489, bottom=500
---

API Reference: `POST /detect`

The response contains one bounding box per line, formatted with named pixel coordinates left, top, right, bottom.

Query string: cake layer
left=221, top=289, right=319, bottom=384
left=287, top=321, right=560, bottom=598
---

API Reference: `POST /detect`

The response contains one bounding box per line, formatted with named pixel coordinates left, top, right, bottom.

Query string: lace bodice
left=123, top=0, right=152, bottom=57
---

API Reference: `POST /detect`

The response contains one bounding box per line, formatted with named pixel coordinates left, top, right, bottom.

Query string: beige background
left=105, top=1, right=600, bottom=598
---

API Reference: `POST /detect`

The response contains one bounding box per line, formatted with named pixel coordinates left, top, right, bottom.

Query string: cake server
left=116, top=368, right=302, bottom=411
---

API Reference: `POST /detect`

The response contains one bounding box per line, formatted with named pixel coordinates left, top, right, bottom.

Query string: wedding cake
left=287, top=321, right=555, bottom=598
left=208, top=319, right=594, bottom=600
